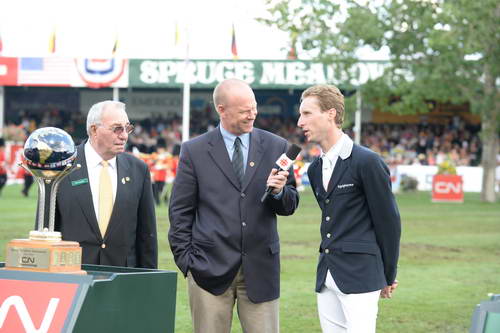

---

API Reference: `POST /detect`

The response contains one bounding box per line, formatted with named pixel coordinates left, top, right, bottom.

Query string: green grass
left=1, top=185, right=499, bottom=332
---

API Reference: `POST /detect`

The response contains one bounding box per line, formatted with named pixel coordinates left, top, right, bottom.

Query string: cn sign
left=0, top=279, right=78, bottom=333
left=432, top=174, right=464, bottom=203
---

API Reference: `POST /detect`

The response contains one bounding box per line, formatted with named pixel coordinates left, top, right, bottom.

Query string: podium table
left=0, top=263, right=177, bottom=333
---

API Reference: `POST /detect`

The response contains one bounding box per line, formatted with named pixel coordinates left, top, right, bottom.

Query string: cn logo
left=0, top=279, right=79, bottom=333
left=0, top=296, right=59, bottom=333
left=431, top=175, right=464, bottom=202
left=434, top=181, right=462, bottom=194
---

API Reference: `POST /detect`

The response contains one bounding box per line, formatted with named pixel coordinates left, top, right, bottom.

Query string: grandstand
left=0, top=56, right=497, bottom=191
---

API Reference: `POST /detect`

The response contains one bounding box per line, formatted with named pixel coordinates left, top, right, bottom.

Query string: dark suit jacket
left=54, top=144, right=158, bottom=268
left=168, top=127, right=299, bottom=303
left=308, top=138, right=400, bottom=294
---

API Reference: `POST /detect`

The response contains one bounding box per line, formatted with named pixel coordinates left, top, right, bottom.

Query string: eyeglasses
left=99, top=124, right=135, bottom=135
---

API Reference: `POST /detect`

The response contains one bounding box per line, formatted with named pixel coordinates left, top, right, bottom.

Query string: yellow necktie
left=98, top=160, right=113, bottom=237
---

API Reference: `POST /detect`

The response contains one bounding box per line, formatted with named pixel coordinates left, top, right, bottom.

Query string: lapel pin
left=121, top=178, right=126, bottom=184
left=249, top=162, right=255, bottom=167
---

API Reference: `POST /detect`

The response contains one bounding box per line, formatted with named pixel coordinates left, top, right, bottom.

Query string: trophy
left=4, top=127, right=84, bottom=274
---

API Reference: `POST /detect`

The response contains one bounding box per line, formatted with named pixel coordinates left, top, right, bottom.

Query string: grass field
left=1, top=184, right=499, bottom=332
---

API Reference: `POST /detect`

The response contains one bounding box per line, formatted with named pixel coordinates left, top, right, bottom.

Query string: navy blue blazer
left=168, top=127, right=299, bottom=303
left=308, top=138, right=401, bottom=294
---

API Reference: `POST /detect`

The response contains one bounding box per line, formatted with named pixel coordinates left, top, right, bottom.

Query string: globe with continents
left=23, top=127, right=77, bottom=179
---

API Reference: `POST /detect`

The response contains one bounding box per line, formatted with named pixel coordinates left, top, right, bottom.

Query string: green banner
left=129, top=59, right=337, bottom=89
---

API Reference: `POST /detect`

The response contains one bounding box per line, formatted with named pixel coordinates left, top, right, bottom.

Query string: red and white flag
left=231, top=24, right=238, bottom=60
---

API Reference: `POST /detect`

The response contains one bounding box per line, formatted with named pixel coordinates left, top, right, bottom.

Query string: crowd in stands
left=1, top=109, right=485, bottom=169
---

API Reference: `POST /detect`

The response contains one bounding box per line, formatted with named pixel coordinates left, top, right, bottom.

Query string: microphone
left=261, top=143, right=302, bottom=203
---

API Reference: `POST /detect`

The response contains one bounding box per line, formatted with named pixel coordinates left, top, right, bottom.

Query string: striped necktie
left=232, top=137, right=244, bottom=185
left=98, top=160, right=113, bottom=237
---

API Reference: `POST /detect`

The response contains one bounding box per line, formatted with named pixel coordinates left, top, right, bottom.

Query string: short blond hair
left=301, top=85, right=345, bottom=128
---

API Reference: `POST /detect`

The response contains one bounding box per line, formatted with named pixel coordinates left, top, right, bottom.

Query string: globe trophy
left=4, top=127, right=84, bottom=274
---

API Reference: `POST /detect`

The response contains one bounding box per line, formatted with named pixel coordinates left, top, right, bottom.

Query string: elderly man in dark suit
left=168, top=78, right=299, bottom=333
left=55, top=100, right=157, bottom=269
left=297, top=85, right=401, bottom=333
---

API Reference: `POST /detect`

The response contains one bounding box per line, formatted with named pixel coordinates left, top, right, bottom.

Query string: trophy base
left=4, top=238, right=85, bottom=274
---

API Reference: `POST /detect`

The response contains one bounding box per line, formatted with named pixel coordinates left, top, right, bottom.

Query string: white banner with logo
left=393, top=165, right=500, bottom=193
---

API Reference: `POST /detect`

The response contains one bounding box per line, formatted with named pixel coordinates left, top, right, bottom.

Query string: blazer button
left=324, top=249, right=330, bottom=254
left=101, top=243, right=106, bottom=249
left=325, top=216, right=330, bottom=222
left=241, top=193, right=246, bottom=198
left=325, top=199, right=330, bottom=204
left=242, top=222, right=246, bottom=227
left=326, top=233, right=331, bottom=238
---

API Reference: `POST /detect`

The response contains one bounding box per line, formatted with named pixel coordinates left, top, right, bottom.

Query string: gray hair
left=86, top=100, right=126, bottom=136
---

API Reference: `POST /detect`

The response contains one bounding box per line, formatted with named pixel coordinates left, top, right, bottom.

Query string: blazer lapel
left=326, top=134, right=354, bottom=196
left=207, top=129, right=241, bottom=190
left=104, top=153, right=130, bottom=239
left=326, top=157, right=349, bottom=197
left=241, top=131, right=264, bottom=192
left=67, top=145, right=101, bottom=239
left=308, top=157, right=325, bottom=197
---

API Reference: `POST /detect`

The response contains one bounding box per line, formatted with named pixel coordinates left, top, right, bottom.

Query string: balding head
left=212, top=78, right=257, bottom=136
left=213, top=78, right=253, bottom=109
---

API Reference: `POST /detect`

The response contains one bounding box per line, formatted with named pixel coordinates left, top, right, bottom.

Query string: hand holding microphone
left=261, top=144, right=302, bottom=203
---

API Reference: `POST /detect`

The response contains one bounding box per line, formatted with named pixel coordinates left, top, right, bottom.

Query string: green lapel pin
left=71, top=178, right=89, bottom=186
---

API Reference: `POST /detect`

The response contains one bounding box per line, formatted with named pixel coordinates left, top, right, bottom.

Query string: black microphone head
left=285, top=144, right=302, bottom=160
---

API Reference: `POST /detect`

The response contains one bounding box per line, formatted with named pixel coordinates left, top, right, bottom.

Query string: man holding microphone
left=169, top=78, right=299, bottom=333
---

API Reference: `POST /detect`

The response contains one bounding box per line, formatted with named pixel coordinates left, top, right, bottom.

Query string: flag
left=287, top=45, right=297, bottom=60
left=175, top=22, right=180, bottom=46
left=49, top=28, right=56, bottom=54
left=112, top=35, right=119, bottom=56
left=0, top=57, right=18, bottom=85
left=18, top=57, right=73, bottom=86
left=287, top=32, right=298, bottom=60
left=231, top=24, right=238, bottom=60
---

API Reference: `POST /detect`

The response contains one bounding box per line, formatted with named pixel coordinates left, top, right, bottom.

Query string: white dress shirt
left=321, top=133, right=346, bottom=191
left=84, top=141, right=118, bottom=220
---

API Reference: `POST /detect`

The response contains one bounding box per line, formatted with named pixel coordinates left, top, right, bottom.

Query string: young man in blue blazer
left=298, top=85, right=401, bottom=333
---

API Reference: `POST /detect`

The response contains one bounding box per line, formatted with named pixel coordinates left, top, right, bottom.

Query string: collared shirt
left=220, top=124, right=250, bottom=174
left=321, top=133, right=347, bottom=191
left=85, top=141, right=118, bottom=220
left=219, top=124, right=283, bottom=198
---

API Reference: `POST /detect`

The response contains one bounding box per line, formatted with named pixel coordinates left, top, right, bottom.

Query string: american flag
left=18, top=57, right=74, bottom=86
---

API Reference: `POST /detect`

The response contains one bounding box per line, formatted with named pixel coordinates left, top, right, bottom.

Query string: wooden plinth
left=5, top=239, right=85, bottom=274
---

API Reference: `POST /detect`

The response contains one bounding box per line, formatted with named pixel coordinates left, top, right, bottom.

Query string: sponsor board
left=432, top=174, right=464, bottom=202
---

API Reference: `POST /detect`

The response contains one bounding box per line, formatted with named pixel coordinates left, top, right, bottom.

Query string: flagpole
left=112, top=33, right=120, bottom=102
left=181, top=29, right=190, bottom=142
left=113, top=87, right=119, bottom=101
left=354, top=89, right=362, bottom=145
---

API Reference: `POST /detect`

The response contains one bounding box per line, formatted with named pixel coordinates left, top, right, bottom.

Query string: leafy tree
left=261, top=0, right=499, bottom=202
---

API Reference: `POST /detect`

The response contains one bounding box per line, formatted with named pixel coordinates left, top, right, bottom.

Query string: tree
left=261, top=0, right=499, bottom=202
